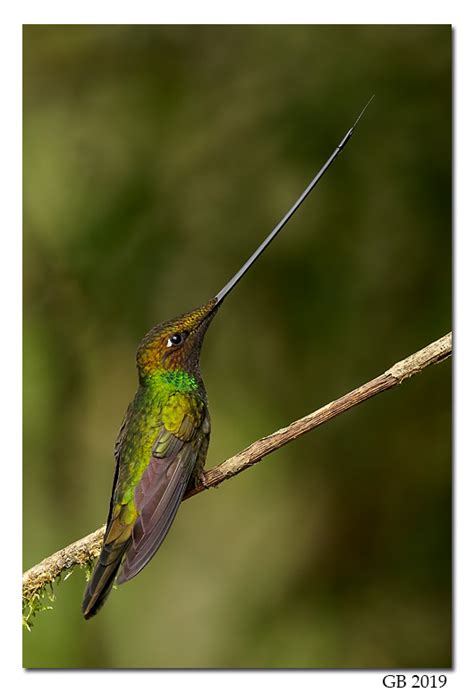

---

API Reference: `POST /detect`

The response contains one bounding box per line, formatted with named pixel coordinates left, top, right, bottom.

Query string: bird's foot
left=186, top=468, right=209, bottom=494
left=197, top=469, right=210, bottom=489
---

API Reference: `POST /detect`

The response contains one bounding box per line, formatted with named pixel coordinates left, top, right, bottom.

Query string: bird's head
left=136, top=298, right=219, bottom=380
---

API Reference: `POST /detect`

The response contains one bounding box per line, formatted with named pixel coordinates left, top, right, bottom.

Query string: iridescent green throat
left=144, top=369, right=199, bottom=392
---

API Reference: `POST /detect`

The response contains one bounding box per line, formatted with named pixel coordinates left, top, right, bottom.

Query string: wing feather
left=83, top=392, right=210, bottom=618
left=116, top=410, right=208, bottom=584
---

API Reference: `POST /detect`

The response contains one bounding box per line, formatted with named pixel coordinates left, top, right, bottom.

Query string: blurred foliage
left=23, top=25, right=451, bottom=668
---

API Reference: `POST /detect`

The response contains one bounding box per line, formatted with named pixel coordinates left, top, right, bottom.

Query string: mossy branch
left=23, top=331, right=452, bottom=627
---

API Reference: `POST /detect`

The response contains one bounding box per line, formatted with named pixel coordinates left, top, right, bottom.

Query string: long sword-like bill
left=214, top=95, right=374, bottom=305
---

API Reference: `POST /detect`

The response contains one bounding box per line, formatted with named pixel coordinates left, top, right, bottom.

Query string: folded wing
left=117, top=405, right=209, bottom=584
left=82, top=395, right=209, bottom=618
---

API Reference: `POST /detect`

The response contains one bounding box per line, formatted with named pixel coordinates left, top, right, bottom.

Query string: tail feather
left=82, top=537, right=130, bottom=619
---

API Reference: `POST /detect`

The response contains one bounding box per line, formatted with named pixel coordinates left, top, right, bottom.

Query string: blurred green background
left=23, top=25, right=451, bottom=668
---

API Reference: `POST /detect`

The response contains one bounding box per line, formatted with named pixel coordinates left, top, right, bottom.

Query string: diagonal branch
left=23, top=331, right=452, bottom=606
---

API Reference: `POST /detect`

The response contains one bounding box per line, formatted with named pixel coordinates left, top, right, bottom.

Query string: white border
left=4, top=2, right=472, bottom=692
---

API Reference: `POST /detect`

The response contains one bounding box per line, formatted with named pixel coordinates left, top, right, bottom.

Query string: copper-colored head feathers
left=136, top=298, right=218, bottom=378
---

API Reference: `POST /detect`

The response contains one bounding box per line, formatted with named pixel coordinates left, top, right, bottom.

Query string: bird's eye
left=166, top=332, right=187, bottom=348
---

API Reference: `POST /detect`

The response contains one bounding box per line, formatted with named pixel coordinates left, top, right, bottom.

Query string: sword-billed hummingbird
left=82, top=97, right=373, bottom=619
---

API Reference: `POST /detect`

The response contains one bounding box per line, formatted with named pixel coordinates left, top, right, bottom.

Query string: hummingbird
left=82, top=97, right=373, bottom=619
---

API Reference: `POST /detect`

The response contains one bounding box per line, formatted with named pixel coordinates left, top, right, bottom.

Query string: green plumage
left=82, top=300, right=217, bottom=618
left=113, top=375, right=205, bottom=506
